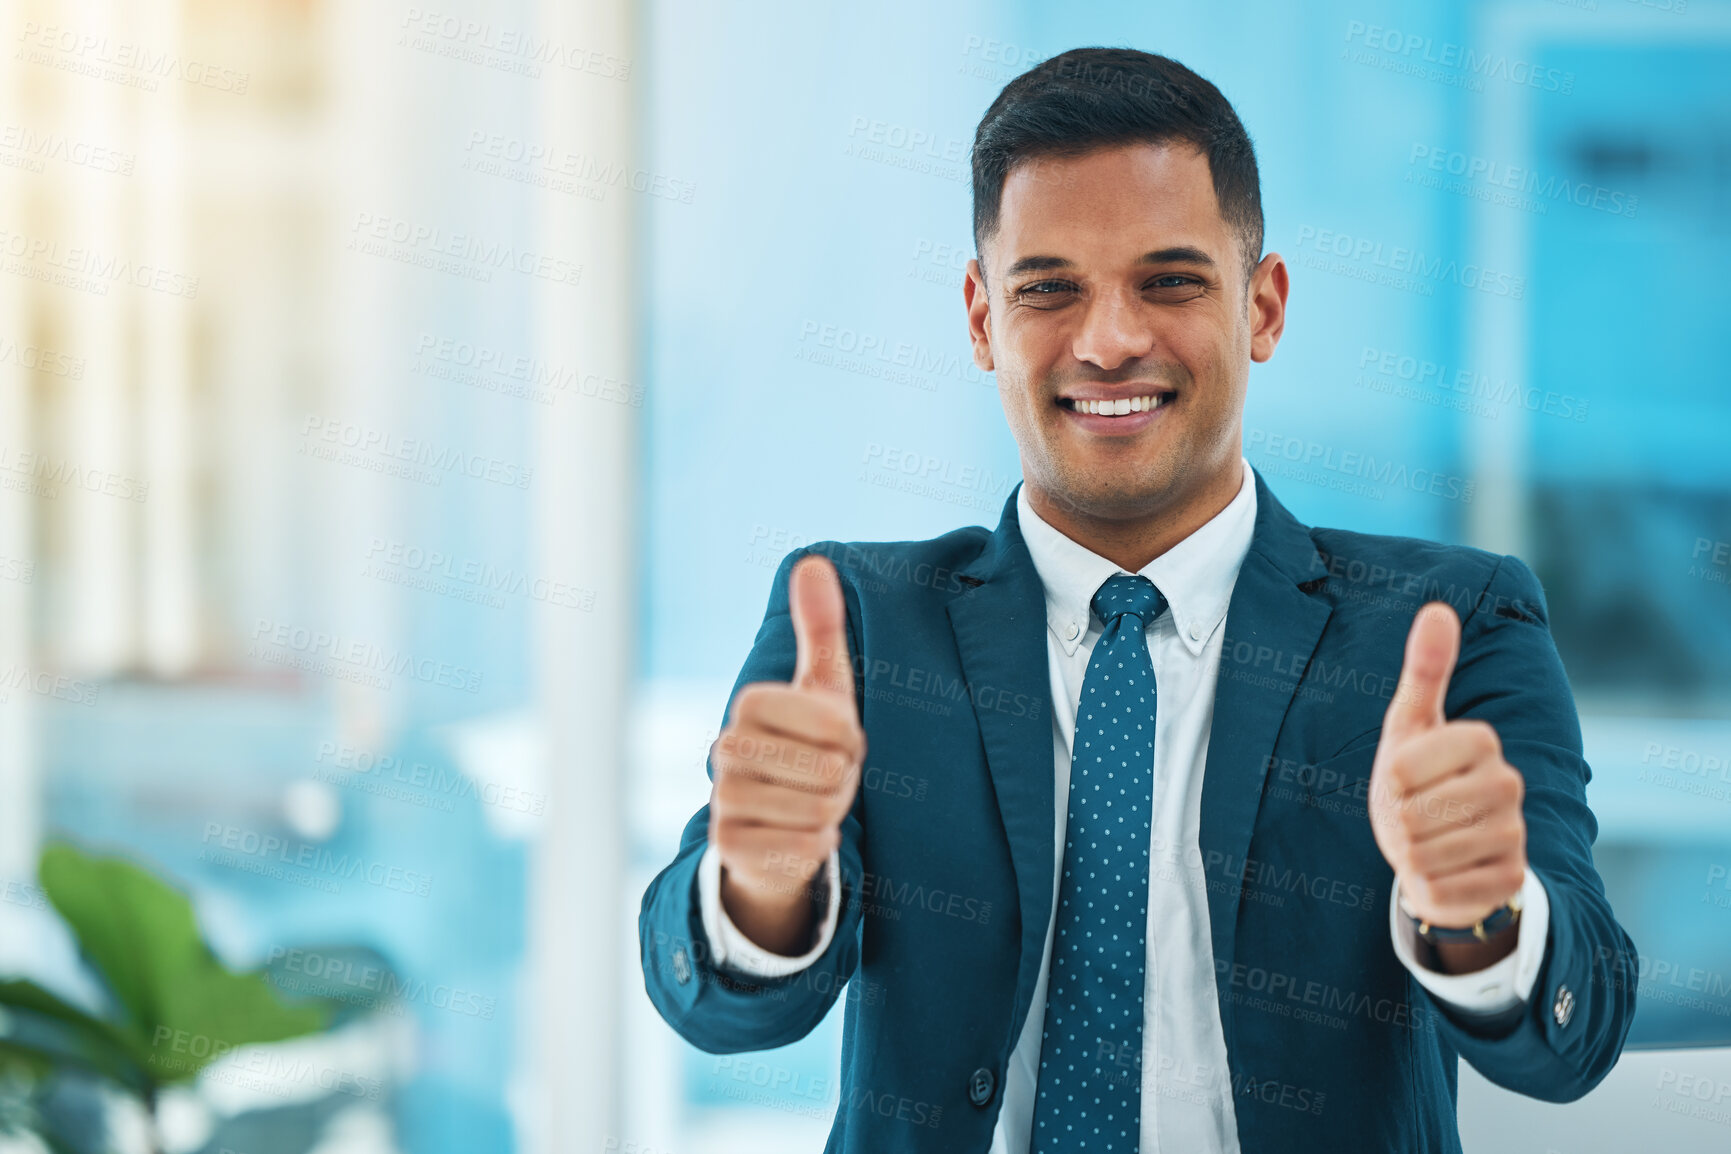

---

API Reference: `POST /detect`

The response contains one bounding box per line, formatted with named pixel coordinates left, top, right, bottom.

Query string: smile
left=1057, top=393, right=1172, bottom=416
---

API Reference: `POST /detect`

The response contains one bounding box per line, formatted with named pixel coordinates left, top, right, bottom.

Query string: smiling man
left=640, top=47, right=1637, bottom=1153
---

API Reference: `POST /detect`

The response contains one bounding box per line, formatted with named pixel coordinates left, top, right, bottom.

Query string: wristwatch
left=1399, top=887, right=1524, bottom=944
left=1398, top=885, right=1522, bottom=971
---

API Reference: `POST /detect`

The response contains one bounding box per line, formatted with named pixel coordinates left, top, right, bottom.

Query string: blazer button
left=672, top=946, right=691, bottom=985
left=1553, top=984, right=1575, bottom=1027
left=968, top=1067, right=996, bottom=1107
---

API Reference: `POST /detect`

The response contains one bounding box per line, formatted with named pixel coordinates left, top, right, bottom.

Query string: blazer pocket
left=1302, top=740, right=1379, bottom=804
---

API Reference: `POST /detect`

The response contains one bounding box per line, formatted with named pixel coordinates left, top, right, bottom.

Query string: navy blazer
left=639, top=466, right=1638, bottom=1153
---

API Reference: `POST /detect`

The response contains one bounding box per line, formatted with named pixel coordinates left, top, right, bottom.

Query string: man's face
left=965, top=141, right=1286, bottom=525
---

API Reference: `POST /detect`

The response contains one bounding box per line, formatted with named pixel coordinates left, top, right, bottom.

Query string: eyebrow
left=1003, top=246, right=1220, bottom=278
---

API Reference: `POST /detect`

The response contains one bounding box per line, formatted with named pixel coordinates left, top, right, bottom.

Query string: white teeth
left=1073, top=394, right=1167, bottom=415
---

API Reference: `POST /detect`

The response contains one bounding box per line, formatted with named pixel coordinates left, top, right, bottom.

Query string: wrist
left=719, top=863, right=826, bottom=956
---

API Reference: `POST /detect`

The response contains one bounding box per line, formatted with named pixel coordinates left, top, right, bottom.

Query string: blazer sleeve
left=1416, top=551, right=1639, bottom=1102
left=637, top=544, right=869, bottom=1053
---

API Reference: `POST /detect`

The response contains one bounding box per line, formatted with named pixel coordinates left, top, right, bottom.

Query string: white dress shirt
left=697, top=456, right=1549, bottom=1152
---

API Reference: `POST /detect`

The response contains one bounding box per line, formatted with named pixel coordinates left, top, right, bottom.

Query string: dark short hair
left=971, top=47, right=1264, bottom=291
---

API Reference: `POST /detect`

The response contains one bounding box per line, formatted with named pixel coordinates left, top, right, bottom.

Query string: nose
left=1070, top=285, right=1156, bottom=372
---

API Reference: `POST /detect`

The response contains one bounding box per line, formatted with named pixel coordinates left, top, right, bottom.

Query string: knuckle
left=792, top=832, right=828, bottom=865
left=1488, top=769, right=1519, bottom=809
left=731, top=681, right=772, bottom=719
left=1384, top=753, right=1411, bottom=792
left=1502, top=870, right=1523, bottom=900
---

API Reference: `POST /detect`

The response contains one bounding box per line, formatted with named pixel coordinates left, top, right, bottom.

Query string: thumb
left=1383, top=601, right=1460, bottom=744
left=789, top=555, right=856, bottom=699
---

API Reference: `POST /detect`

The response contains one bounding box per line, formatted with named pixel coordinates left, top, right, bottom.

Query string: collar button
left=1065, top=621, right=1081, bottom=642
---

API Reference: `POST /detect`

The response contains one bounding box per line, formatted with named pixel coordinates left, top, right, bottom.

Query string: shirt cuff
left=697, top=842, right=841, bottom=978
left=1388, top=866, right=1550, bottom=1014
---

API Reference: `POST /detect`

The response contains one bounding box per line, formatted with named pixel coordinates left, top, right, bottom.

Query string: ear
left=1248, top=252, right=1288, bottom=365
left=965, top=258, right=995, bottom=373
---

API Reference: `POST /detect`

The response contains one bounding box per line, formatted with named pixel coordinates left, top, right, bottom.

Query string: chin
left=1041, top=467, right=1180, bottom=520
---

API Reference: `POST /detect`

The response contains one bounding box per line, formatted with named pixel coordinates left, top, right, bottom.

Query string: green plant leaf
left=38, top=843, right=334, bottom=1084
left=0, top=981, right=153, bottom=1085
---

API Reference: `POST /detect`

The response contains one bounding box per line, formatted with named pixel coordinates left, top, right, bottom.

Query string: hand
left=1368, top=602, right=1527, bottom=930
left=709, top=555, right=865, bottom=954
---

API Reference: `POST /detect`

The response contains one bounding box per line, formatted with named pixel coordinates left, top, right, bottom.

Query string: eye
left=1016, top=280, right=1075, bottom=296
left=1148, top=275, right=1200, bottom=289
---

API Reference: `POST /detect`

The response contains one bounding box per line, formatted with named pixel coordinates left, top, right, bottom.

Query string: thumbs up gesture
left=1368, top=602, right=1527, bottom=930
left=709, top=555, right=865, bottom=954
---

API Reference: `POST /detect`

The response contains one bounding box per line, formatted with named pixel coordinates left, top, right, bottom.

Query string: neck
left=1026, top=458, right=1246, bottom=573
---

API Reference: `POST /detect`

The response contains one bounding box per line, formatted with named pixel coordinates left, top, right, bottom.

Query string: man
left=639, top=47, right=1637, bottom=1153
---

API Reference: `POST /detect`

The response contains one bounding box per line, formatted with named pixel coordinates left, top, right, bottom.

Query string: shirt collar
left=1016, top=456, right=1258, bottom=658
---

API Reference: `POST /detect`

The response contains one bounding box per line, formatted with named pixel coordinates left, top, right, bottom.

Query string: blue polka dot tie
left=1031, top=573, right=1167, bottom=1152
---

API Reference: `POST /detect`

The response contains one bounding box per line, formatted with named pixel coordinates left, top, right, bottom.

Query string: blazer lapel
left=1198, top=466, right=1333, bottom=1041
left=945, top=485, right=1054, bottom=1045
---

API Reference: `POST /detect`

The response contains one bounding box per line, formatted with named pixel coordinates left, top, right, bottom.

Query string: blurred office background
left=0, top=0, right=1725, bottom=1151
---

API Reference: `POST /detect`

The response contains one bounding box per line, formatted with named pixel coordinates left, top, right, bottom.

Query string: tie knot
left=1091, top=573, right=1166, bottom=628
